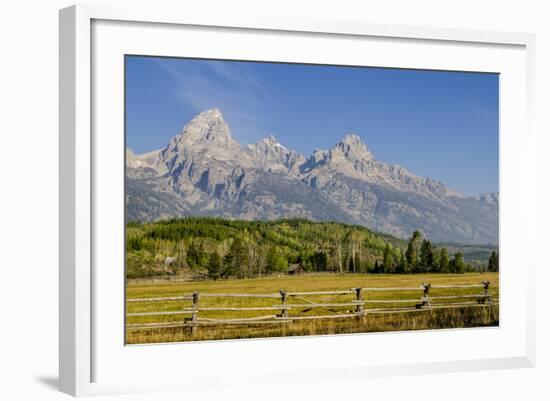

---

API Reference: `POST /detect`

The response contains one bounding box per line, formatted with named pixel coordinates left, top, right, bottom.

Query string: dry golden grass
left=126, top=272, right=499, bottom=344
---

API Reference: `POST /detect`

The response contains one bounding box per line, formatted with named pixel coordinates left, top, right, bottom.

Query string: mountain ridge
left=126, top=108, right=498, bottom=245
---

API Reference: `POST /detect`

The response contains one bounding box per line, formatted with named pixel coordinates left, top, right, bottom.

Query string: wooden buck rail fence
left=126, top=281, right=496, bottom=336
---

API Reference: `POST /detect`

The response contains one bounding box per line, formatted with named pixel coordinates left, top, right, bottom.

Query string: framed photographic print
left=124, top=56, right=501, bottom=345
left=59, top=4, right=536, bottom=397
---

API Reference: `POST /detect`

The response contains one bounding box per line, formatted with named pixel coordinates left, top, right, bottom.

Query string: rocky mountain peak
left=201, top=107, right=223, bottom=118
left=180, top=108, right=232, bottom=142
left=340, top=133, right=362, bottom=145
left=247, top=135, right=305, bottom=174
left=265, top=134, right=279, bottom=144
left=253, top=134, right=284, bottom=149
left=190, top=107, right=225, bottom=124
left=160, top=108, right=243, bottom=169
left=334, top=133, right=374, bottom=161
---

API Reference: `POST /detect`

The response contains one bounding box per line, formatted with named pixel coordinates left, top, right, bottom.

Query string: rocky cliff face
left=126, top=108, right=498, bottom=245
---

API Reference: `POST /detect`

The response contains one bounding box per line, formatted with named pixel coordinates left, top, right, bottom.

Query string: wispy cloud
left=156, top=58, right=276, bottom=144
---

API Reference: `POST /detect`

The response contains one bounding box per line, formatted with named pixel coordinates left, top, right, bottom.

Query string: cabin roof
left=288, top=263, right=304, bottom=272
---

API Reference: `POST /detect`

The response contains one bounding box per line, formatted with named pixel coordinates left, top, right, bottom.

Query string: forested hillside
left=126, top=218, right=498, bottom=279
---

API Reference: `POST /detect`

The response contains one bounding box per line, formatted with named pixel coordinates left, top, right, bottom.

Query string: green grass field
left=126, top=272, right=499, bottom=344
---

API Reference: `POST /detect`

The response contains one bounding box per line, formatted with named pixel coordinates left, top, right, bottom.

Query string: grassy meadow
left=126, top=272, right=499, bottom=344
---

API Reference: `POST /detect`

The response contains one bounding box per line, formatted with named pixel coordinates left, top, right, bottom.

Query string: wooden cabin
left=287, top=263, right=306, bottom=275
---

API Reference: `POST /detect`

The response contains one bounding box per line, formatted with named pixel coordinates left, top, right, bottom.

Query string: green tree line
left=126, top=218, right=498, bottom=279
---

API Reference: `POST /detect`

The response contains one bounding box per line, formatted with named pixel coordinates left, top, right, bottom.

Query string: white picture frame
left=59, top=4, right=536, bottom=397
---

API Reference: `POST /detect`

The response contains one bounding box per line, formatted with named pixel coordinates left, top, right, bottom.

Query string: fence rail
left=126, top=281, right=496, bottom=335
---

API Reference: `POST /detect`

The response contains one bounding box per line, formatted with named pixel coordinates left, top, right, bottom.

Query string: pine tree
left=207, top=252, right=223, bottom=280
left=405, top=241, right=416, bottom=270
left=311, top=251, right=328, bottom=272
left=419, top=239, right=434, bottom=272
left=223, top=238, right=249, bottom=278
left=396, top=250, right=408, bottom=274
left=406, top=230, right=422, bottom=272
left=411, top=230, right=422, bottom=244
left=438, top=248, right=450, bottom=273
left=383, top=244, right=393, bottom=273
left=451, top=251, right=465, bottom=274
left=487, top=251, right=499, bottom=272
left=187, top=241, right=199, bottom=269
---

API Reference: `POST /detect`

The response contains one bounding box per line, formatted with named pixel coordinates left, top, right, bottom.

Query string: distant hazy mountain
left=126, top=108, right=498, bottom=245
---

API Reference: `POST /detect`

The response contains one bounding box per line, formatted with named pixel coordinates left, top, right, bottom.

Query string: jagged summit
left=159, top=108, right=242, bottom=169
left=253, top=134, right=283, bottom=147
left=340, top=133, right=363, bottom=144
left=173, top=108, right=229, bottom=141
left=195, top=107, right=224, bottom=120
left=180, top=108, right=232, bottom=140
left=334, top=133, right=374, bottom=160
left=247, top=134, right=305, bottom=173
left=262, top=134, right=284, bottom=146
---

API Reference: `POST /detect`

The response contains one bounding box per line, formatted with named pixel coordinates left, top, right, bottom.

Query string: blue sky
left=126, top=56, right=498, bottom=196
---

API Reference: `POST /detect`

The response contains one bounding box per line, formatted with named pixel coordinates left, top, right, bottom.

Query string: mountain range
left=126, top=108, right=498, bottom=245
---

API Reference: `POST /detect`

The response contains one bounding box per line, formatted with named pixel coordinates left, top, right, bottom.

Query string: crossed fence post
left=417, top=283, right=431, bottom=309
left=481, top=281, right=491, bottom=304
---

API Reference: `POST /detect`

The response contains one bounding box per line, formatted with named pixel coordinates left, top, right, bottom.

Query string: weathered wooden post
left=483, top=281, right=491, bottom=304
left=419, top=283, right=431, bottom=309
left=190, top=291, right=200, bottom=336
left=279, top=289, right=288, bottom=318
left=355, top=287, right=364, bottom=314
left=355, top=286, right=367, bottom=324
